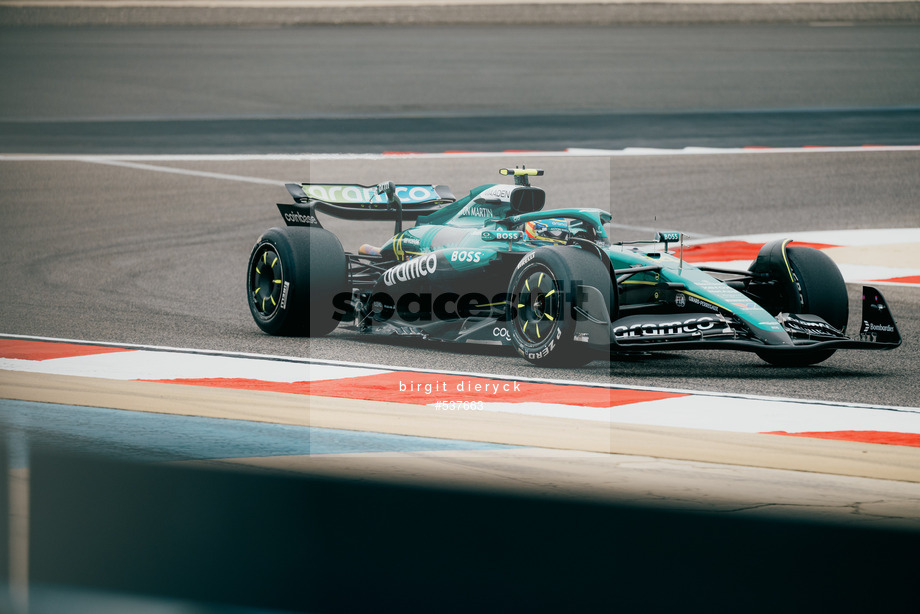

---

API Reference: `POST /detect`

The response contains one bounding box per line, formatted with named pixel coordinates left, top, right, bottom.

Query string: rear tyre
left=507, top=247, right=615, bottom=367
left=247, top=226, right=346, bottom=336
left=756, top=246, right=848, bottom=367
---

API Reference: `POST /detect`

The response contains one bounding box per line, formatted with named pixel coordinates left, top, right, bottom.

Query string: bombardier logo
left=864, top=321, right=895, bottom=333
left=383, top=253, right=438, bottom=286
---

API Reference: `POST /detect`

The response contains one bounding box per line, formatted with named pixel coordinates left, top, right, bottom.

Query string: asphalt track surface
left=2, top=152, right=918, bottom=406
left=2, top=24, right=920, bottom=152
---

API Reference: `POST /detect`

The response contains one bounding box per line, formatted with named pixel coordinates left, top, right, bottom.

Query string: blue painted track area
left=0, top=399, right=516, bottom=464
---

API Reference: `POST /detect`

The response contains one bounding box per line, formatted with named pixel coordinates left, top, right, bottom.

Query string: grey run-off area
left=2, top=23, right=920, bottom=152
left=1, top=0, right=919, bottom=26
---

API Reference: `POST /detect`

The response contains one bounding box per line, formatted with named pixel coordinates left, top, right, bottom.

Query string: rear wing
left=279, top=182, right=455, bottom=225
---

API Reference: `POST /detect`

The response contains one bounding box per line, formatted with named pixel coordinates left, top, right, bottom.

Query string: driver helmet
left=524, top=218, right=570, bottom=245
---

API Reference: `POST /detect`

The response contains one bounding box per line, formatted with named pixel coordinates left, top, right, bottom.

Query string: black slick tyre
left=756, top=245, right=848, bottom=367
left=507, top=246, right=615, bottom=367
left=247, top=226, right=346, bottom=337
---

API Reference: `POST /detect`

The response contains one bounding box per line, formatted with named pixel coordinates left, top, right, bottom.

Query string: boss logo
left=450, top=250, right=484, bottom=263
left=482, top=230, right=521, bottom=242
left=657, top=232, right=681, bottom=243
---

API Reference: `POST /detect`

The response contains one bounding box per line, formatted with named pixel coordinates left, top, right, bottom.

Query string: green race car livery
left=248, top=168, right=900, bottom=367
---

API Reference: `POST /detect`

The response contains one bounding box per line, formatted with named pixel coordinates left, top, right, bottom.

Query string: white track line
left=3, top=147, right=918, bottom=187
left=69, top=158, right=288, bottom=186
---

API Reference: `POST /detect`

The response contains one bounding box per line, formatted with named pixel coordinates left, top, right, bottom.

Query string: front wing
left=573, top=285, right=901, bottom=355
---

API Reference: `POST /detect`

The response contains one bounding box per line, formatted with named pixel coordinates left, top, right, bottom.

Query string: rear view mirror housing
left=510, top=187, right=545, bottom=214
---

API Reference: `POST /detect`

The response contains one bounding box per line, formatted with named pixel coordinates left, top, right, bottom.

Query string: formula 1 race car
left=247, top=168, right=901, bottom=367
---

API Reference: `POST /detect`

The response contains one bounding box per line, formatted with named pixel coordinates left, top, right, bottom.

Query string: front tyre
left=507, top=247, right=614, bottom=368
left=756, top=245, right=848, bottom=367
left=247, top=226, right=346, bottom=336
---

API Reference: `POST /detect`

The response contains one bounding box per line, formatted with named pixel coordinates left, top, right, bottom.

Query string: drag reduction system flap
left=278, top=183, right=456, bottom=225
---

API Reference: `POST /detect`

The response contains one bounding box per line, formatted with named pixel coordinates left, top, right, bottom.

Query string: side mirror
left=655, top=231, right=681, bottom=244
left=510, top=187, right=545, bottom=213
